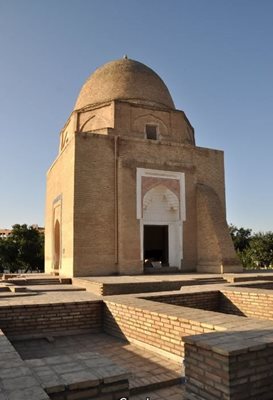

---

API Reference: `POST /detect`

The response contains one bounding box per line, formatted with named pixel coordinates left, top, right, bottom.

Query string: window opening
left=146, top=124, right=158, bottom=140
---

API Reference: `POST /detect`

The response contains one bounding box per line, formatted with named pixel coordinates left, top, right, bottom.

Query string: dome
left=74, top=58, right=175, bottom=110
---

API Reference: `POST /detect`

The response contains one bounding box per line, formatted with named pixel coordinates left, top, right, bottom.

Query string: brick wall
left=236, top=282, right=273, bottom=290
left=184, top=332, right=273, bottom=400
left=104, top=299, right=217, bottom=358
left=221, top=289, right=273, bottom=320
left=0, top=329, right=50, bottom=399
left=73, top=277, right=226, bottom=296
left=0, top=301, right=102, bottom=338
left=103, top=281, right=189, bottom=296
left=149, top=289, right=273, bottom=321
left=45, top=136, right=75, bottom=277
left=146, top=291, right=220, bottom=311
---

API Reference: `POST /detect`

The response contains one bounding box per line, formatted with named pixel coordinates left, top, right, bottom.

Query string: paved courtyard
left=131, top=385, right=185, bottom=399
left=12, top=332, right=184, bottom=397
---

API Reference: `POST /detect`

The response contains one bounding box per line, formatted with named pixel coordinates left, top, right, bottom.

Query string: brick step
left=130, top=376, right=184, bottom=395
left=130, top=383, right=185, bottom=399
left=0, top=286, right=10, bottom=292
left=25, top=279, right=62, bottom=285
left=195, top=277, right=227, bottom=284
left=2, top=278, right=62, bottom=286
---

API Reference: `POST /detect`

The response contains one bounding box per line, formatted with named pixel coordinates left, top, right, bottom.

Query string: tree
left=0, top=236, right=18, bottom=272
left=249, top=232, right=273, bottom=268
left=229, top=224, right=252, bottom=252
left=229, top=225, right=273, bottom=269
left=0, top=224, right=44, bottom=273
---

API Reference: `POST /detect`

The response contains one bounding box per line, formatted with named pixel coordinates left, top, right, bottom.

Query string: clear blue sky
left=0, top=0, right=272, bottom=232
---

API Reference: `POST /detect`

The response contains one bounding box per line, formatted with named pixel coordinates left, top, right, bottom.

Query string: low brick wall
left=103, top=281, right=186, bottom=295
left=104, top=290, right=273, bottom=362
left=236, top=281, right=273, bottom=290
left=74, top=277, right=226, bottom=296
left=0, top=301, right=102, bottom=338
left=104, top=296, right=224, bottom=359
left=74, top=279, right=187, bottom=296
left=0, top=329, right=49, bottom=399
left=221, top=288, right=273, bottom=320
left=145, top=291, right=220, bottom=311
left=184, top=330, right=273, bottom=400
left=148, top=289, right=273, bottom=321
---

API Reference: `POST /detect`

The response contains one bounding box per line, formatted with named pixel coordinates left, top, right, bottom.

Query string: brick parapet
left=103, top=294, right=252, bottom=360
left=184, top=330, right=273, bottom=400
left=0, top=300, right=103, bottom=338
left=0, top=328, right=50, bottom=399
left=221, top=286, right=273, bottom=321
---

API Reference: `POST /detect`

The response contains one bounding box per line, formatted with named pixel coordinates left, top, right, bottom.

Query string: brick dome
left=74, top=58, right=175, bottom=110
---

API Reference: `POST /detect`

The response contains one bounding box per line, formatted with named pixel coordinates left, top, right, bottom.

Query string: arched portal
left=142, top=184, right=181, bottom=267
left=54, top=219, right=61, bottom=270
left=137, top=168, right=186, bottom=270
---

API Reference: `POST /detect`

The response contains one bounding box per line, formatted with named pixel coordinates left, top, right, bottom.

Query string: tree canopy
left=0, top=224, right=44, bottom=273
left=229, top=224, right=273, bottom=269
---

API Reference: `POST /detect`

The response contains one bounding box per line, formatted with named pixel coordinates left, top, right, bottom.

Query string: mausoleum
left=45, top=57, right=242, bottom=277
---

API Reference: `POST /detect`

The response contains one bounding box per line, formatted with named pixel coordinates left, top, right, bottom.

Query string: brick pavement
left=131, top=384, right=185, bottom=399
left=12, top=333, right=183, bottom=395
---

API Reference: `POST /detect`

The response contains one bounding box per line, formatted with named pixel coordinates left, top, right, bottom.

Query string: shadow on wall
left=142, top=291, right=247, bottom=317
left=219, top=293, right=246, bottom=317
left=103, top=306, right=129, bottom=343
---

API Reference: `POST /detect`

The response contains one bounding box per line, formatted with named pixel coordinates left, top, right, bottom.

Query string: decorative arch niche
left=52, top=197, right=62, bottom=272
left=54, top=220, right=61, bottom=270
left=136, top=168, right=186, bottom=268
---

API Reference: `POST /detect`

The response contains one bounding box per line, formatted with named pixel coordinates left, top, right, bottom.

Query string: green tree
left=249, top=232, right=273, bottom=268
left=229, top=225, right=273, bottom=269
left=238, top=248, right=256, bottom=269
left=229, top=224, right=252, bottom=252
left=0, top=224, right=44, bottom=273
left=0, top=237, right=18, bottom=272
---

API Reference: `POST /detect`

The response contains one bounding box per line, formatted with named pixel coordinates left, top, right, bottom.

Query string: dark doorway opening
left=144, top=225, right=169, bottom=266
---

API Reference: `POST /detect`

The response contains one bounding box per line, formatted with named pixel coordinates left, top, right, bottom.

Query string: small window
left=146, top=124, right=158, bottom=140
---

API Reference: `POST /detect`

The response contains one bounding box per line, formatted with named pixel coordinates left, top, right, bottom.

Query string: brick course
left=0, top=301, right=102, bottom=338
left=221, top=288, right=273, bottom=320
left=146, top=291, right=220, bottom=311
left=103, top=297, right=220, bottom=359
left=184, top=332, right=273, bottom=400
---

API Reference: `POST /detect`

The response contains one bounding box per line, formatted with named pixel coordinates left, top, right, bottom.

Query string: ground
left=1, top=271, right=273, bottom=399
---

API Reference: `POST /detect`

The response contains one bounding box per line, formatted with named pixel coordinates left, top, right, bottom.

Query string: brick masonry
left=145, top=291, right=220, bottom=311
left=184, top=331, right=273, bottom=400
left=0, top=301, right=102, bottom=338
left=221, top=287, right=273, bottom=320
left=4, top=279, right=273, bottom=399
left=45, top=57, right=241, bottom=277
left=103, top=295, right=224, bottom=359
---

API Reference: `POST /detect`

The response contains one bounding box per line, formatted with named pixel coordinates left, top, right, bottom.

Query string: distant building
left=0, top=225, right=44, bottom=239
left=45, top=57, right=242, bottom=277
left=0, top=229, right=12, bottom=239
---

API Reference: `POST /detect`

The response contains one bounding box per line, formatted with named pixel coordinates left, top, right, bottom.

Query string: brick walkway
left=12, top=333, right=184, bottom=395
left=131, top=384, right=185, bottom=399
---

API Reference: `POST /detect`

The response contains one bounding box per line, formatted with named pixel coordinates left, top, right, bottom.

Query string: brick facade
left=184, top=332, right=273, bottom=400
left=221, top=288, right=273, bottom=320
left=45, top=58, right=241, bottom=277
left=0, top=301, right=102, bottom=338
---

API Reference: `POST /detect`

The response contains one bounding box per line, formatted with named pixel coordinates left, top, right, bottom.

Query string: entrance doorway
left=144, top=225, right=169, bottom=266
